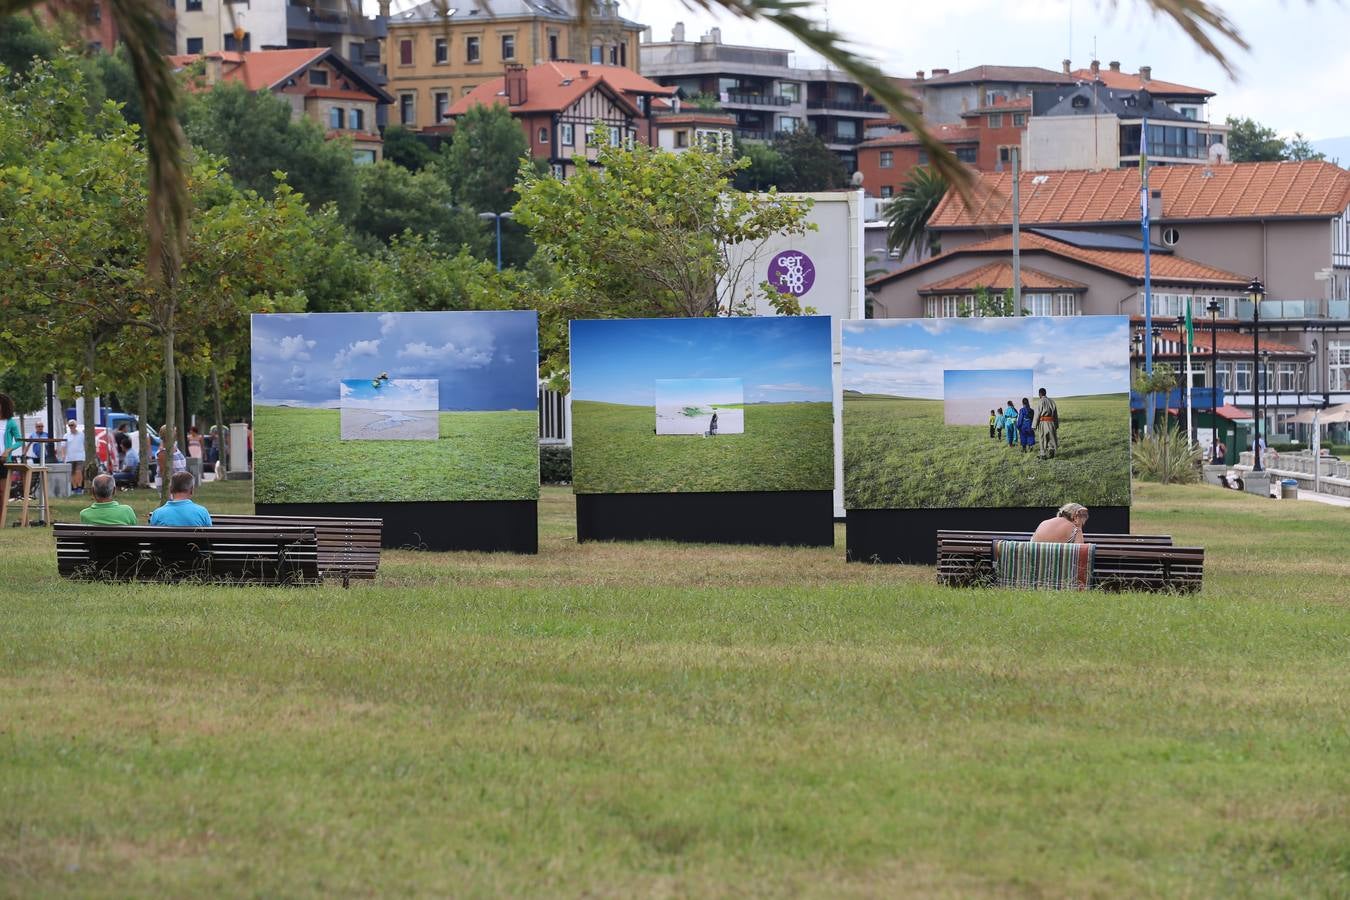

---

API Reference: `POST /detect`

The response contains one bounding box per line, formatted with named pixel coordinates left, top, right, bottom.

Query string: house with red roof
left=170, top=47, right=394, bottom=163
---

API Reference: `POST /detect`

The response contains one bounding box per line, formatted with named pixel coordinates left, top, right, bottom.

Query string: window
left=434, top=37, right=448, bottom=64
left=309, top=69, right=328, bottom=86
left=988, top=113, right=1003, bottom=128
left=673, top=129, right=689, bottom=148
left=590, top=44, right=602, bottom=64
left=434, top=92, right=449, bottom=123
left=399, top=93, right=415, bottom=126
left=1013, top=112, right=1026, bottom=127
left=1328, top=341, right=1350, bottom=390
left=538, top=127, right=548, bottom=144
left=465, top=36, right=480, bottom=63
left=550, top=163, right=565, bottom=178
left=999, top=146, right=1013, bottom=163
left=984, top=90, right=1006, bottom=105
left=609, top=44, right=618, bottom=65
left=399, top=39, right=413, bottom=66
left=184, top=0, right=201, bottom=10
left=780, top=83, right=800, bottom=102
left=348, top=108, right=363, bottom=131
left=1214, top=362, right=1232, bottom=392
left=1233, top=361, right=1253, bottom=393
left=879, top=150, right=893, bottom=169
left=329, top=107, right=343, bottom=129
left=1162, top=227, right=1181, bottom=247
left=185, top=37, right=203, bottom=54
left=501, top=34, right=515, bottom=60
left=1278, top=362, right=1300, bottom=392
left=779, top=116, right=799, bottom=133
left=836, top=119, right=858, bottom=139
left=559, top=123, right=574, bottom=146
left=879, top=185, right=893, bottom=199
left=353, top=149, right=377, bottom=165
left=955, top=146, right=977, bottom=163
left=548, top=33, right=559, bottom=60
left=223, top=31, right=249, bottom=51
left=1023, top=292, right=1080, bottom=316
left=348, top=41, right=364, bottom=63
left=917, top=149, right=929, bottom=165
left=607, top=126, right=621, bottom=147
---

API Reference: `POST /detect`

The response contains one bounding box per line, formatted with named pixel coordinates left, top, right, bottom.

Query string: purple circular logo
left=768, top=250, right=816, bottom=297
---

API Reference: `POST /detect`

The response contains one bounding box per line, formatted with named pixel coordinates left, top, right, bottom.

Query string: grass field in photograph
left=845, top=393, right=1131, bottom=509
left=572, top=399, right=833, bottom=494
left=2, top=481, right=1349, bottom=896
left=253, top=405, right=538, bottom=503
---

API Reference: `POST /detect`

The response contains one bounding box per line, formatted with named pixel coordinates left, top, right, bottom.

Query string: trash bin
left=186, top=456, right=204, bottom=487
left=1280, top=478, right=1298, bottom=500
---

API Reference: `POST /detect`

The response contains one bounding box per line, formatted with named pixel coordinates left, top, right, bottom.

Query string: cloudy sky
left=251, top=311, right=538, bottom=410
left=570, top=316, right=833, bottom=405
left=621, top=0, right=1350, bottom=142
left=842, top=316, right=1131, bottom=399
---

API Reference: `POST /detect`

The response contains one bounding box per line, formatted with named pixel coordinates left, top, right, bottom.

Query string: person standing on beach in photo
left=1017, top=398, right=1036, bottom=452
left=1035, top=388, right=1059, bottom=459
left=708, top=411, right=719, bottom=436
left=1004, top=401, right=1018, bottom=446
left=989, top=409, right=997, bottom=439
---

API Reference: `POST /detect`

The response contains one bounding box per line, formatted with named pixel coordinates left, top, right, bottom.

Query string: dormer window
left=309, top=69, right=329, bottom=86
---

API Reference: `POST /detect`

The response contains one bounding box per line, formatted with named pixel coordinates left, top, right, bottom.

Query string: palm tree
left=886, top=166, right=947, bottom=262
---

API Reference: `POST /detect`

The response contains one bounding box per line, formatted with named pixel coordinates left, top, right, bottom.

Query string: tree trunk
left=81, top=337, right=98, bottom=481
left=211, top=359, right=225, bottom=475
left=137, top=382, right=151, bottom=489
left=160, top=324, right=176, bottom=500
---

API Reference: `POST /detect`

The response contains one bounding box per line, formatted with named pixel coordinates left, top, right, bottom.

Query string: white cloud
left=379, top=313, right=397, bottom=335
left=399, top=340, right=494, bottom=369
left=278, top=334, right=316, bottom=361
left=333, top=339, right=382, bottom=370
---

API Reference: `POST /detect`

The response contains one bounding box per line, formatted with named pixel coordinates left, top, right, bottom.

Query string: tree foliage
left=771, top=126, right=848, bottom=191
left=438, top=102, right=530, bottom=214
left=732, top=139, right=789, bottom=191
left=351, top=160, right=482, bottom=249
left=380, top=125, right=437, bottom=171
left=1224, top=115, right=1324, bottom=163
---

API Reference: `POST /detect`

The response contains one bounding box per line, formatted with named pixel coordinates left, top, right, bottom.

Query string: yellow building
left=382, top=0, right=645, bottom=131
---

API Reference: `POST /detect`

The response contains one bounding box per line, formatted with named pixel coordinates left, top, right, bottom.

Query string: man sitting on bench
left=79, top=474, right=138, bottom=525
left=149, top=471, right=212, bottom=527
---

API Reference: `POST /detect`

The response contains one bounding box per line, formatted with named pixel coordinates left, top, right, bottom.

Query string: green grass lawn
left=845, top=393, right=1132, bottom=509
left=573, top=400, right=834, bottom=494
left=2, top=481, right=1348, bottom=895
left=254, top=405, right=538, bottom=503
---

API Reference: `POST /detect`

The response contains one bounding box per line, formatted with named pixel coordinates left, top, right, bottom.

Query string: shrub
left=540, top=444, right=572, bottom=484
left=1132, top=425, right=1203, bottom=484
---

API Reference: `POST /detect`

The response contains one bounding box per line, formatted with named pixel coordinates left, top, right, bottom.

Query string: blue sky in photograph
left=843, top=316, right=1130, bottom=400
left=570, top=317, right=833, bottom=406
left=339, top=379, right=438, bottom=410
left=655, top=378, right=744, bottom=408
left=944, top=369, right=1034, bottom=401
left=252, top=311, right=537, bottom=411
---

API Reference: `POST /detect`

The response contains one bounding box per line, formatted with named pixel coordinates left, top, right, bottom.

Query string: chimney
left=1109, top=60, right=1121, bottom=72
left=671, top=21, right=684, bottom=42
left=709, top=27, right=721, bottom=44
left=377, top=0, right=390, bottom=17
left=1139, top=65, right=1152, bottom=82
left=505, top=64, right=528, bottom=106
left=579, top=68, right=588, bottom=79
left=203, top=54, right=223, bottom=85
left=641, top=26, right=651, bottom=43
left=1090, top=59, right=1100, bottom=77
left=1062, top=59, right=1071, bottom=74
left=915, top=70, right=925, bottom=80
left=931, top=67, right=949, bottom=77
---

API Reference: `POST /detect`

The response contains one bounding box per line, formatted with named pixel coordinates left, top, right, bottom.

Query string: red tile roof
left=929, top=161, right=1350, bottom=229
left=169, top=48, right=326, bottom=91
left=870, top=231, right=1249, bottom=289
left=1154, top=327, right=1304, bottom=356
left=918, top=261, right=1087, bottom=293
left=861, top=123, right=979, bottom=149
left=1071, top=68, right=1213, bottom=97
left=655, top=113, right=737, bottom=127
left=448, top=62, right=666, bottom=118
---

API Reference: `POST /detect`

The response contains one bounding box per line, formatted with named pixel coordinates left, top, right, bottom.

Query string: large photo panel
left=843, top=316, right=1132, bottom=510
left=251, top=310, right=539, bottom=505
left=570, top=316, right=835, bottom=495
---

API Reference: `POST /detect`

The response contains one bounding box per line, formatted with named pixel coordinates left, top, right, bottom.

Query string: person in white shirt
left=63, top=419, right=86, bottom=493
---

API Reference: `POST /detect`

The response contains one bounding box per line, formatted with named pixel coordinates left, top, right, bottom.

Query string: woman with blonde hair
left=1031, top=503, right=1089, bottom=543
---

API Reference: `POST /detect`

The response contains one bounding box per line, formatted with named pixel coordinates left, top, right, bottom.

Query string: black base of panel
left=845, top=506, right=1131, bottom=565
left=255, top=500, right=538, bottom=553
left=576, top=491, right=835, bottom=547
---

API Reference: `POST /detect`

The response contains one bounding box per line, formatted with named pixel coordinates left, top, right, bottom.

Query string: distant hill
left=1312, top=136, right=1350, bottom=165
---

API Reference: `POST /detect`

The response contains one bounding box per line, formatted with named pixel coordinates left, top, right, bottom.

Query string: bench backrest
left=937, top=533, right=1202, bottom=593
left=936, top=530, right=1173, bottom=546
left=212, top=515, right=382, bottom=580
left=54, top=523, right=320, bottom=584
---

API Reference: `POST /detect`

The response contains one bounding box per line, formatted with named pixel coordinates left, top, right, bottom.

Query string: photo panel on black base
left=256, top=501, right=539, bottom=553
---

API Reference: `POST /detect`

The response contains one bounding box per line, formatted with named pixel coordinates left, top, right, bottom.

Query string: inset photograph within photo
left=655, top=378, right=745, bottom=435
left=943, top=369, right=1033, bottom=426
left=340, top=378, right=439, bottom=440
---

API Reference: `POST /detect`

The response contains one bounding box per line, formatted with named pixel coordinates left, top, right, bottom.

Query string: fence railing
left=539, top=386, right=567, bottom=443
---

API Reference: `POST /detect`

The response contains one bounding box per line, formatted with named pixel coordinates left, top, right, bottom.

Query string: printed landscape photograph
left=843, top=316, right=1131, bottom=510
left=570, top=316, right=834, bottom=494
left=251, top=310, right=539, bottom=504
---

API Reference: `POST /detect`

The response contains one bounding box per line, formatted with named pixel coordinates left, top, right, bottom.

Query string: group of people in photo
left=988, top=389, right=1059, bottom=460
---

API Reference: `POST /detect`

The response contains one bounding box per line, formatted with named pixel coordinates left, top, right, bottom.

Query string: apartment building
left=384, top=0, right=644, bottom=131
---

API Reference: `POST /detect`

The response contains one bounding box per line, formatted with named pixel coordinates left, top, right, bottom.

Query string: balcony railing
left=734, top=128, right=793, bottom=142
left=822, top=133, right=864, bottom=145
left=1235, top=298, right=1350, bottom=320
left=807, top=99, right=887, bottom=114
left=723, top=92, right=792, bottom=108
left=286, top=4, right=385, bottom=36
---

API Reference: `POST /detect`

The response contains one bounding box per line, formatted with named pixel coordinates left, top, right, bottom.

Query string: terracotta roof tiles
left=861, top=123, right=979, bottom=149
left=447, top=62, right=667, bottom=117
left=918, top=261, right=1087, bottom=293
left=1070, top=68, right=1213, bottom=97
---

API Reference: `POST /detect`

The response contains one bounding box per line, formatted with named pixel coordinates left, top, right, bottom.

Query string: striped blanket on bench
left=992, top=540, right=1094, bottom=591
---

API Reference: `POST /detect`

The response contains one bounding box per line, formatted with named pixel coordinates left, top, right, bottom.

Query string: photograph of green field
left=573, top=399, right=833, bottom=493
left=844, top=393, right=1130, bottom=508
left=254, top=405, right=539, bottom=503
left=569, top=316, right=835, bottom=494
left=842, top=316, right=1132, bottom=509
left=252, top=310, right=539, bottom=504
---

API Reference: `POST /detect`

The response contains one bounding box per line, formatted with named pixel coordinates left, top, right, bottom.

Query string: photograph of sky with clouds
left=251, top=311, right=538, bottom=411
left=570, top=316, right=833, bottom=407
left=843, top=316, right=1130, bottom=400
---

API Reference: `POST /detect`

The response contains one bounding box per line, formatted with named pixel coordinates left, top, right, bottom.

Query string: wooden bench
left=213, top=515, right=382, bottom=586
left=55, top=524, right=321, bottom=585
left=936, top=530, right=1204, bottom=594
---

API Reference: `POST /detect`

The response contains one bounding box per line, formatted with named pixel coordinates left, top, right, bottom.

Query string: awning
left=1290, top=403, right=1350, bottom=425
left=1213, top=404, right=1253, bottom=421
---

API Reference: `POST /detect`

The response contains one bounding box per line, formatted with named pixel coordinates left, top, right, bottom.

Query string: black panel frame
left=255, top=500, right=538, bottom=553
left=846, top=506, right=1131, bottom=565
left=576, top=491, right=834, bottom=547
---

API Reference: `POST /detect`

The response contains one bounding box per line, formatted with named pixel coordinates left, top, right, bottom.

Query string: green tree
left=1284, top=133, right=1325, bottom=161
left=1224, top=115, right=1286, bottom=162
left=381, top=125, right=437, bottom=170
left=885, top=166, right=947, bottom=261
left=0, top=14, right=58, bottom=76
left=772, top=125, right=847, bottom=191
left=438, top=102, right=529, bottom=214
left=183, top=81, right=359, bottom=218
left=366, top=234, right=522, bottom=312
left=515, top=142, right=813, bottom=380
left=732, top=139, right=789, bottom=191
left=351, top=160, right=481, bottom=249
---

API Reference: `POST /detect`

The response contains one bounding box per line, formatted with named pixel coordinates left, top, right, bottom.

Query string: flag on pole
left=1139, top=124, right=1150, bottom=246
left=1184, top=296, right=1195, bottom=350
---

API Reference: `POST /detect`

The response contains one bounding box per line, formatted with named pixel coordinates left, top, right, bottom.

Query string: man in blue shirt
left=149, top=471, right=212, bottom=527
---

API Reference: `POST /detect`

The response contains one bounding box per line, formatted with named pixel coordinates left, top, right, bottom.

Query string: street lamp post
left=1248, top=277, right=1264, bottom=472
left=478, top=211, right=514, bottom=272
left=1206, top=298, right=1221, bottom=462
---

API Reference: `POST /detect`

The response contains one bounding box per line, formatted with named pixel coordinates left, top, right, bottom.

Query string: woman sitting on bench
left=1031, top=503, right=1089, bottom=544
